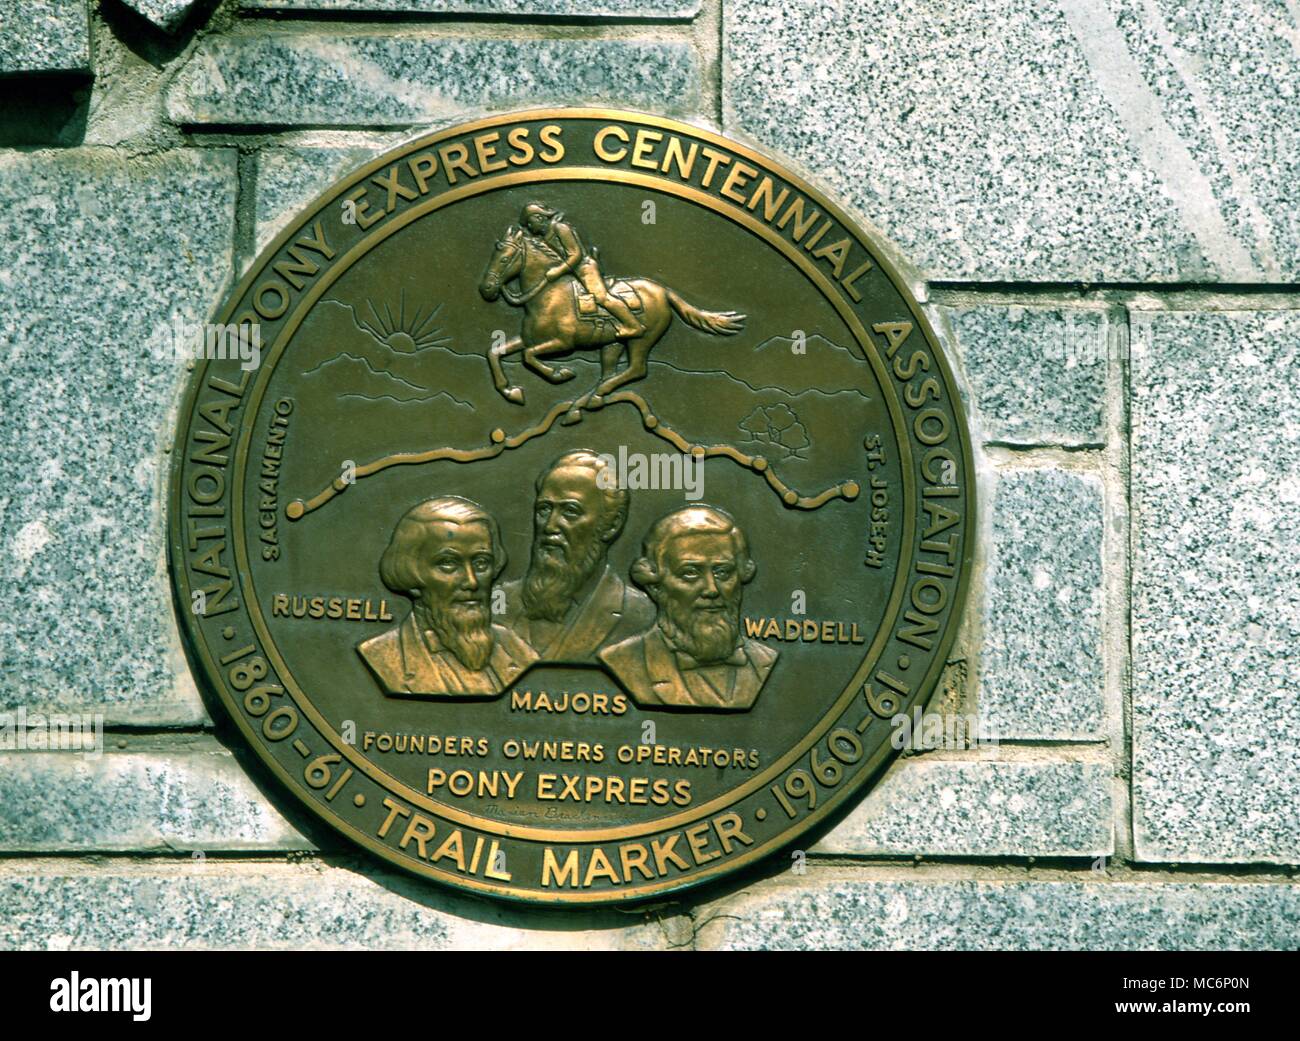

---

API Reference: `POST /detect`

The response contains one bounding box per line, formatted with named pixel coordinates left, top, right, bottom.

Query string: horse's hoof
left=560, top=409, right=583, bottom=426
left=550, top=368, right=575, bottom=383
left=587, top=394, right=605, bottom=410
left=503, top=386, right=525, bottom=405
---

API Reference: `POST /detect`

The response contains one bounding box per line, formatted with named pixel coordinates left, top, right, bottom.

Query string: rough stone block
left=0, top=864, right=671, bottom=949
left=696, top=873, right=1300, bottom=950
left=1130, top=309, right=1300, bottom=864
left=980, top=469, right=1106, bottom=740
left=0, top=0, right=92, bottom=73
left=816, top=760, right=1112, bottom=858
left=723, top=0, right=1298, bottom=282
left=241, top=0, right=700, bottom=16
left=166, top=33, right=698, bottom=126
left=0, top=747, right=308, bottom=852
left=121, top=1, right=204, bottom=34
left=0, top=148, right=237, bottom=725
left=939, top=304, right=1110, bottom=446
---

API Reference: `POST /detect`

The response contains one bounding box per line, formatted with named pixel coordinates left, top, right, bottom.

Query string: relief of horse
left=478, top=225, right=746, bottom=410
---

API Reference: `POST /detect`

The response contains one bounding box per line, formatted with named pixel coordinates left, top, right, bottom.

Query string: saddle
left=572, top=278, right=643, bottom=326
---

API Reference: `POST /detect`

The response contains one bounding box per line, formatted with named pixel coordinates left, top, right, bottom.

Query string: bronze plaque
left=168, top=109, right=974, bottom=905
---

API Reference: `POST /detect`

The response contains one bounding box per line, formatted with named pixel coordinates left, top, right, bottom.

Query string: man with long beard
left=358, top=496, right=537, bottom=697
left=599, top=505, right=777, bottom=710
left=501, top=450, right=654, bottom=661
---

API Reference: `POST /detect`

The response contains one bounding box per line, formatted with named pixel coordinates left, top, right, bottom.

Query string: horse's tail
left=666, top=289, right=746, bottom=336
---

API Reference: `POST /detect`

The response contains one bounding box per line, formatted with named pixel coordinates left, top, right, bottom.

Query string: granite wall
left=0, top=0, right=1296, bottom=950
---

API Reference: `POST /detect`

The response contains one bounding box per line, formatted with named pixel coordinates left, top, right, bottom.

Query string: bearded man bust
left=598, top=504, right=777, bottom=711
left=500, top=450, right=654, bottom=663
left=358, top=496, right=537, bottom=698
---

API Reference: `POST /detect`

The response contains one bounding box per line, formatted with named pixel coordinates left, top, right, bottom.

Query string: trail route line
left=285, top=390, right=861, bottom=521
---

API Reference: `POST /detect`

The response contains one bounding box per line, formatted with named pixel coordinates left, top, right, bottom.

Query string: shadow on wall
left=100, top=0, right=223, bottom=64
left=0, top=0, right=227, bottom=147
left=0, top=72, right=91, bottom=147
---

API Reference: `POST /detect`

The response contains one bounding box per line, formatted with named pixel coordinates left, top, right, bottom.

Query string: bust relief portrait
left=357, top=496, right=537, bottom=697
left=499, top=449, right=655, bottom=662
left=599, top=504, right=777, bottom=711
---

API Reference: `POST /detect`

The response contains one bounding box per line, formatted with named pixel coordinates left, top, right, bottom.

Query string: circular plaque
left=168, top=109, right=974, bottom=905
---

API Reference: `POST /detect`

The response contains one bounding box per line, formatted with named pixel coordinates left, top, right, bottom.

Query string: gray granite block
left=816, top=761, right=1112, bottom=858
left=1130, top=310, right=1300, bottom=864
left=2, top=866, right=1293, bottom=949
left=0, top=865, right=669, bottom=949
left=255, top=142, right=403, bottom=254
left=1104, top=0, right=1300, bottom=286
left=0, top=748, right=308, bottom=852
left=697, top=875, right=1300, bottom=950
left=121, top=0, right=204, bottom=33
left=166, top=33, right=698, bottom=126
left=723, top=0, right=1297, bottom=282
left=980, top=470, right=1105, bottom=740
left=0, top=0, right=92, bottom=73
left=0, top=148, right=237, bottom=726
left=241, top=0, right=700, bottom=15
left=940, top=305, right=1110, bottom=446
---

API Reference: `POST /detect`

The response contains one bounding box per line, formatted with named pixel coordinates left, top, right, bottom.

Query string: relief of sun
left=356, top=290, right=451, bottom=354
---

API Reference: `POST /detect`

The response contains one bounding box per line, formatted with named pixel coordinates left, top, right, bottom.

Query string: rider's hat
left=521, top=202, right=558, bottom=225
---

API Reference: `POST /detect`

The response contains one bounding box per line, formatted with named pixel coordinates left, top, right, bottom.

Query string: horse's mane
left=526, top=233, right=564, bottom=264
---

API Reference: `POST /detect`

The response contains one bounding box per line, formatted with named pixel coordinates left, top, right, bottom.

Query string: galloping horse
left=478, top=224, right=745, bottom=409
